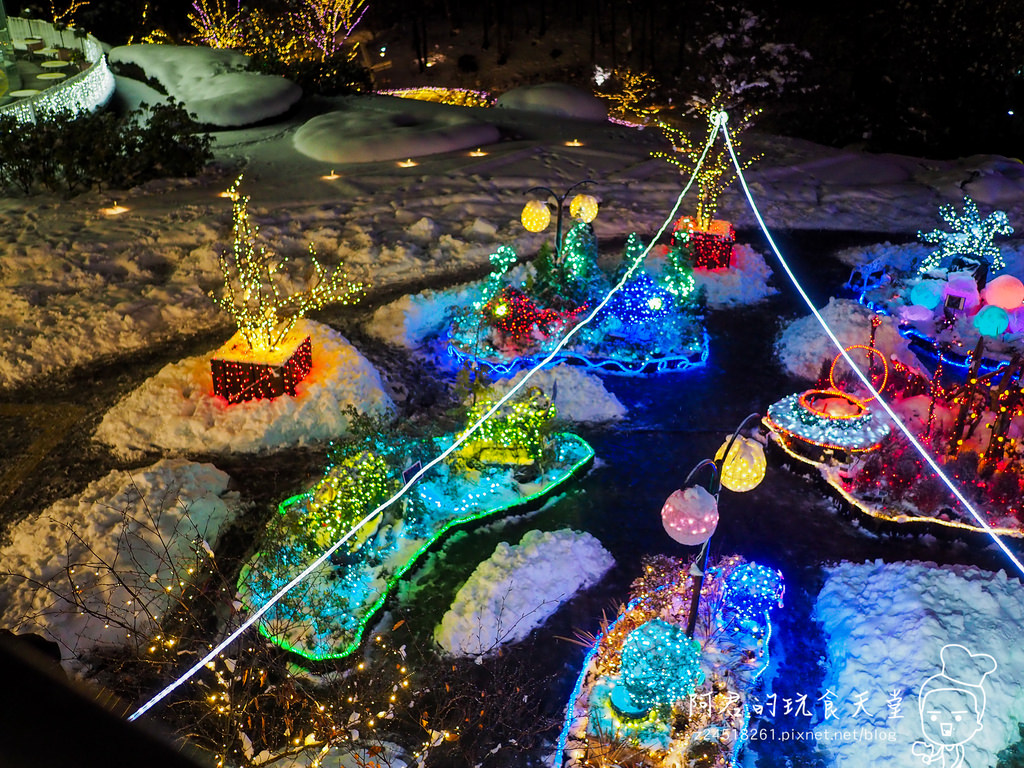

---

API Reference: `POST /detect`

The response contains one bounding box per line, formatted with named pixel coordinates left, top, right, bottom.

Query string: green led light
left=241, top=433, right=594, bottom=661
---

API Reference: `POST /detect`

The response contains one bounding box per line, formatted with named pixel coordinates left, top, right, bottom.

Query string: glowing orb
left=661, top=485, right=719, bottom=545
left=569, top=193, right=599, bottom=223
left=973, top=304, right=1009, bottom=337
left=982, top=274, right=1024, bottom=310
left=647, top=296, right=664, bottom=311
left=521, top=199, right=551, bottom=232
left=910, top=280, right=944, bottom=309
left=715, top=435, right=766, bottom=492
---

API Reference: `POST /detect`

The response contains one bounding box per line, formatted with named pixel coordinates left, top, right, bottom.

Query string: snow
left=434, top=528, right=613, bottom=656
left=94, top=319, right=393, bottom=457
left=293, top=95, right=501, bottom=163
left=0, top=459, right=241, bottom=672
left=494, top=83, right=607, bottom=121
left=813, top=560, right=1024, bottom=767
left=774, top=297, right=924, bottom=381
left=489, top=365, right=627, bottom=423
left=692, top=242, right=777, bottom=308
left=108, top=44, right=301, bottom=127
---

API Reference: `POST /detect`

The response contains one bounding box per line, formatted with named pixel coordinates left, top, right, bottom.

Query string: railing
left=0, top=17, right=115, bottom=122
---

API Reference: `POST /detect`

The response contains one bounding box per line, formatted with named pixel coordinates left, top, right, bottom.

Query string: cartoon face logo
left=912, top=644, right=997, bottom=768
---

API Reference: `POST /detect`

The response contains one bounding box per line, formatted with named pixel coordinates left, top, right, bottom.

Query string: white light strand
left=128, top=123, right=722, bottom=722
left=721, top=128, right=1024, bottom=579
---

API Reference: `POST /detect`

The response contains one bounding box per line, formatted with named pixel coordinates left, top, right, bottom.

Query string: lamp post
left=660, top=412, right=765, bottom=638
left=520, top=180, right=598, bottom=260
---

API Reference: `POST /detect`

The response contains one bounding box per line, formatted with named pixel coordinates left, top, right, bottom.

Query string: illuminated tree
left=917, top=196, right=1013, bottom=275
left=652, top=95, right=761, bottom=231
left=595, top=68, right=661, bottom=123
left=209, top=175, right=365, bottom=353
left=48, top=0, right=89, bottom=25
left=291, top=0, right=368, bottom=61
left=301, top=449, right=395, bottom=551
left=454, top=388, right=556, bottom=467
left=188, top=0, right=247, bottom=49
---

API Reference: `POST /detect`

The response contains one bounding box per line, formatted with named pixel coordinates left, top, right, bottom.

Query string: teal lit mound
left=556, top=555, right=784, bottom=768
left=238, top=431, right=593, bottom=661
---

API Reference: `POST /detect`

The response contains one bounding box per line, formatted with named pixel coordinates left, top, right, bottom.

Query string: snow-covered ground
left=0, top=460, right=242, bottom=672
left=434, top=528, right=613, bottom=656
left=4, top=52, right=1024, bottom=392
left=814, top=561, right=1024, bottom=767
left=94, top=319, right=393, bottom=456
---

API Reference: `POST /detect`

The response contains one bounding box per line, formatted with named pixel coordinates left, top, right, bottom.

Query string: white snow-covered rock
left=109, top=44, right=301, bottom=127
left=814, top=560, right=1024, bottom=768
left=435, top=529, right=614, bottom=656
left=293, top=95, right=500, bottom=163
left=775, top=297, right=922, bottom=381
left=94, top=319, right=393, bottom=456
left=491, top=365, right=626, bottom=423
left=0, top=459, right=241, bottom=672
left=693, top=242, right=777, bottom=308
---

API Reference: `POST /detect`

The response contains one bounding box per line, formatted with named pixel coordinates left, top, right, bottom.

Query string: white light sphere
left=715, top=435, right=767, bottom=492
left=521, top=200, right=551, bottom=232
left=661, top=486, right=719, bottom=545
left=982, top=274, right=1024, bottom=310
left=569, top=193, right=599, bottom=223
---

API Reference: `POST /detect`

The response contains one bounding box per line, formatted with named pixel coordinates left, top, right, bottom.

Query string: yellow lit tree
left=652, top=95, right=762, bottom=232
left=187, top=0, right=248, bottom=49
left=595, top=68, right=661, bottom=123
left=292, top=0, right=368, bottom=61
left=49, top=0, right=89, bottom=25
left=209, top=175, right=366, bottom=353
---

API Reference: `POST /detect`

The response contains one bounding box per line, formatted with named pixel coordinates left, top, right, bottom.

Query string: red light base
left=670, top=217, right=735, bottom=269
left=211, top=336, right=313, bottom=404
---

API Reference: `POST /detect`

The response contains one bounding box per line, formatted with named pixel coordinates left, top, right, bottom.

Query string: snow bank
left=490, top=365, right=626, bottom=423
left=775, top=297, right=922, bottom=381
left=814, top=560, right=1024, bottom=767
left=95, top=319, right=393, bottom=456
left=0, top=459, right=240, bottom=671
left=293, top=96, right=500, bottom=163
left=435, top=529, right=614, bottom=656
left=693, top=243, right=777, bottom=308
left=495, top=83, right=607, bottom=121
left=109, top=44, right=301, bottom=127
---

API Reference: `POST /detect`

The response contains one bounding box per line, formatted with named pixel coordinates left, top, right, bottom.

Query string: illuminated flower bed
left=556, top=555, right=783, bottom=768
left=446, top=227, right=709, bottom=376
left=376, top=86, right=494, bottom=108
left=766, top=358, right=1024, bottom=537
left=858, top=197, right=1022, bottom=374
left=238, top=431, right=594, bottom=660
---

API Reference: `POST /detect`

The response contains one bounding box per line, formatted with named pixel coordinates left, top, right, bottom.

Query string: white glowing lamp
left=570, top=193, right=599, bottom=223
left=715, top=435, right=766, bottom=492
left=661, top=485, right=719, bottom=545
left=521, top=199, right=551, bottom=232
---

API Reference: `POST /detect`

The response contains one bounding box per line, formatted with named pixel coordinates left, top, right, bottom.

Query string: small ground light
left=100, top=201, right=129, bottom=215
left=397, top=158, right=418, bottom=167
left=564, top=139, right=583, bottom=147
left=468, top=148, right=488, bottom=157
left=321, top=169, right=341, bottom=180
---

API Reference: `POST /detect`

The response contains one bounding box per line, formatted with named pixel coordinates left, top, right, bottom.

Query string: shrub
left=0, top=101, right=212, bottom=196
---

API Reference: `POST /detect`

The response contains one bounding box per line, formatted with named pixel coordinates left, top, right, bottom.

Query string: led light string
left=721, top=124, right=1024, bottom=579
left=128, top=120, right=723, bottom=723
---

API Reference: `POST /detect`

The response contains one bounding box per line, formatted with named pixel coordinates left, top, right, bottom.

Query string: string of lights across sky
left=130, top=112, right=1023, bottom=723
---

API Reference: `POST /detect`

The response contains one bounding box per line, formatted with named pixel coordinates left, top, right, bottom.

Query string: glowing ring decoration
left=797, top=389, right=870, bottom=421
left=829, top=345, right=888, bottom=403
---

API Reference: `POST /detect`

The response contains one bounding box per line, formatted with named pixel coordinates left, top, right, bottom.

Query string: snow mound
left=694, top=243, right=777, bottom=308
left=814, top=560, right=1024, bottom=767
left=435, top=529, right=614, bottom=656
left=0, top=459, right=240, bottom=672
left=293, top=96, right=500, bottom=163
left=95, top=319, right=393, bottom=456
left=368, top=282, right=480, bottom=348
left=109, top=44, right=301, bottom=127
left=491, top=365, right=626, bottom=423
left=495, top=83, right=607, bottom=121
left=775, top=297, right=921, bottom=381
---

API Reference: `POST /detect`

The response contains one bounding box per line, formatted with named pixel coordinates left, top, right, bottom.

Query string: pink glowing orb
left=982, top=274, right=1024, bottom=311
left=661, top=485, right=719, bottom=546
